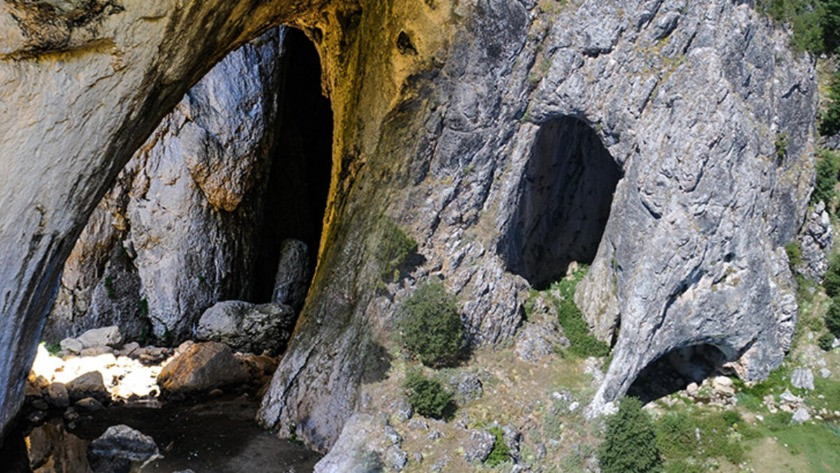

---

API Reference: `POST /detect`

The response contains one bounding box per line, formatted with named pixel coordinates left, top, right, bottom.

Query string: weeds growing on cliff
left=376, top=217, right=418, bottom=283
left=400, top=280, right=468, bottom=368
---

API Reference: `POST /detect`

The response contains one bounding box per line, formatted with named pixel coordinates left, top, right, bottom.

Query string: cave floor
left=8, top=395, right=321, bottom=473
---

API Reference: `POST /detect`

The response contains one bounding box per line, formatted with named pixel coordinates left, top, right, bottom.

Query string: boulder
left=157, top=342, right=248, bottom=395
left=60, top=338, right=83, bottom=355
left=272, top=239, right=312, bottom=312
left=463, top=429, right=495, bottom=464
left=196, top=301, right=296, bottom=354
left=88, top=425, right=159, bottom=473
left=792, top=407, right=811, bottom=424
left=66, top=372, right=109, bottom=403
left=77, top=327, right=123, bottom=349
left=44, top=383, right=69, bottom=409
left=791, top=368, right=815, bottom=390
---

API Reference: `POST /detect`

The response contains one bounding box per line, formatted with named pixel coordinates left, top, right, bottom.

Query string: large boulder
left=195, top=301, right=296, bottom=355
left=77, top=326, right=122, bottom=349
left=66, top=372, right=109, bottom=404
left=157, top=342, right=248, bottom=395
left=88, top=425, right=159, bottom=473
left=272, top=239, right=312, bottom=311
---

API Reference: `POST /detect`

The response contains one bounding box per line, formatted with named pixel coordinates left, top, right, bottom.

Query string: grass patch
left=485, top=426, right=511, bottom=466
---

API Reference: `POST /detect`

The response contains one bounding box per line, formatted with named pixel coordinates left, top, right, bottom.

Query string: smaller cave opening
left=628, top=344, right=730, bottom=403
left=251, top=28, right=334, bottom=304
left=502, top=116, right=621, bottom=289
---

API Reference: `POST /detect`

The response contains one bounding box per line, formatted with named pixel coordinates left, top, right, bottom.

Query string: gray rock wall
left=45, top=28, right=287, bottom=343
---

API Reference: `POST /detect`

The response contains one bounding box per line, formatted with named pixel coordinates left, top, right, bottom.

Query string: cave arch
left=43, top=27, right=333, bottom=346
left=628, top=344, right=731, bottom=403
left=502, top=116, right=622, bottom=289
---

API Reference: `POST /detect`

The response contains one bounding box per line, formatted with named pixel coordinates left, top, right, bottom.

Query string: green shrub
left=758, top=0, right=830, bottom=53
left=377, top=217, right=418, bottom=283
left=400, top=281, right=467, bottom=368
left=818, top=332, right=836, bottom=350
left=598, top=397, right=663, bottom=473
left=485, top=426, right=511, bottom=466
left=822, top=71, right=840, bottom=137
left=826, top=295, right=840, bottom=336
left=403, top=370, right=454, bottom=419
left=813, top=149, right=840, bottom=206
left=824, top=254, right=840, bottom=297
left=550, top=266, right=610, bottom=358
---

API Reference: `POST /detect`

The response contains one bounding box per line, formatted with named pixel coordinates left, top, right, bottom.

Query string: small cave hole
left=628, top=344, right=730, bottom=403
left=397, top=31, right=418, bottom=56
left=501, top=116, right=621, bottom=289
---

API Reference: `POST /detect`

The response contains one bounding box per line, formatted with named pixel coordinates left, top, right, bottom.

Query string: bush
left=826, top=295, right=840, bottom=336
left=821, top=70, right=840, bottom=138
left=758, top=0, right=834, bottom=53
left=485, top=427, right=511, bottom=466
left=824, top=253, right=840, bottom=297
left=403, top=370, right=454, bottom=419
left=400, top=281, right=467, bottom=368
left=655, top=411, right=696, bottom=460
left=598, top=397, right=663, bottom=473
left=818, top=332, right=836, bottom=350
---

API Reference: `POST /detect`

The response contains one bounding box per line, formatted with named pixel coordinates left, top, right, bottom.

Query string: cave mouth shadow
left=500, top=116, right=622, bottom=290
left=627, top=344, right=731, bottom=404
left=251, top=27, right=334, bottom=304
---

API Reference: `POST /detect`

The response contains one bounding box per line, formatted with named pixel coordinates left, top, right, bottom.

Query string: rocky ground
left=12, top=325, right=304, bottom=472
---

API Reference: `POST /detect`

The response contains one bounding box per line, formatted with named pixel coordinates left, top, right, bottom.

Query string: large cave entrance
left=628, top=344, right=730, bottom=403
left=19, top=26, right=332, bottom=470
left=502, top=116, right=621, bottom=289
left=252, top=28, right=333, bottom=303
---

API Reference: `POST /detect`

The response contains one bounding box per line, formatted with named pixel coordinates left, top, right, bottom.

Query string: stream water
left=0, top=395, right=321, bottom=472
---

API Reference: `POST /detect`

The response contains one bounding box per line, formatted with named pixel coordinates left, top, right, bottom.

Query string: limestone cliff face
left=259, top=0, right=817, bottom=450
left=45, top=28, right=285, bottom=343
left=0, top=0, right=819, bottom=455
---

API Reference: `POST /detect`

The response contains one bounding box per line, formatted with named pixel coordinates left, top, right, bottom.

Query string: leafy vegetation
left=822, top=70, right=840, bottom=136
left=400, top=280, right=467, bottom=368
left=41, top=341, right=61, bottom=355
left=813, top=149, right=840, bottom=207
left=785, top=241, right=803, bottom=269
left=376, top=217, right=418, bottom=283
left=818, top=331, right=835, bottom=350
left=485, top=426, right=511, bottom=466
left=548, top=266, right=611, bottom=358
left=654, top=408, right=747, bottom=471
left=598, top=397, right=663, bottom=473
left=824, top=253, right=840, bottom=297
left=403, top=369, right=454, bottom=420
left=757, top=0, right=840, bottom=54
left=826, top=295, right=840, bottom=336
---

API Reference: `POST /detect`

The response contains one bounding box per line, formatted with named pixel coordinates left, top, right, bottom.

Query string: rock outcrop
left=0, top=0, right=819, bottom=459
left=45, top=27, right=287, bottom=343
left=796, top=201, right=833, bottom=282
left=195, top=301, right=296, bottom=354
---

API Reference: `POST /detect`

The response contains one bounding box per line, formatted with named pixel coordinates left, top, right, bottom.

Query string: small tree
left=403, top=370, right=454, bottom=419
left=818, top=332, right=835, bottom=351
left=400, top=281, right=467, bottom=368
left=598, top=397, right=663, bottom=473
